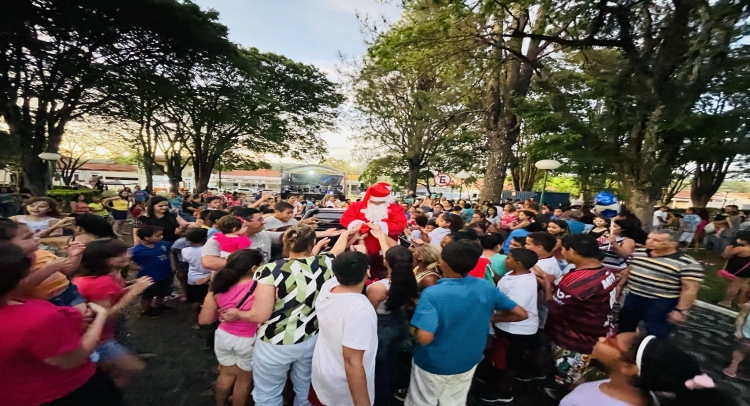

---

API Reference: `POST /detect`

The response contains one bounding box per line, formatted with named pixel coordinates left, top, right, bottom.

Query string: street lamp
left=38, top=152, right=62, bottom=190
left=454, top=170, right=470, bottom=200
left=535, top=159, right=562, bottom=206
left=345, top=162, right=358, bottom=197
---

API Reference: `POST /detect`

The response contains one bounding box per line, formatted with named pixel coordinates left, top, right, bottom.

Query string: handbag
left=717, top=259, right=750, bottom=280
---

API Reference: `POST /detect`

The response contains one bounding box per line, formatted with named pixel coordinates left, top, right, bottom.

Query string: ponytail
left=212, top=249, right=264, bottom=294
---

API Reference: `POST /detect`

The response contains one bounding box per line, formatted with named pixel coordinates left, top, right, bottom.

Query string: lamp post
left=454, top=170, right=470, bottom=200
left=38, top=152, right=62, bottom=190
left=534, top=159, right=562, bottom=207
left=345, top=161, right=358, bottom=198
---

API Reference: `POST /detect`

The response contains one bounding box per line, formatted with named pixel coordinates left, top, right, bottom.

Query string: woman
left=181, top=194, right=202, bottom=222
left=104, top=191, right=131, bottom=236
left=486, top=206, right=500, bottom=225
left=366, top=244, right=418, bottom=406
left=412, top=243, right=442, bottom=292
left=547, top=219, right=571, bottom=259
left=133, top=196, right=191, bottom=247
left=561, top=332, right=737, bottom=406
left=220, top=224, right=360, bottom=405
left=717, top=230, right=750, bottom=307
left=70, top=194, right=91, bottom=215
left=199, top=249, right=266, bottom=406
left=600, top=219, right=637, bottom=271
left=588, top=215, right=610, bottom=239
left=0, top=242, right=122, bottom=406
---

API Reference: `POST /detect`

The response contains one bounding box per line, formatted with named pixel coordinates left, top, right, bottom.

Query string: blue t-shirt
left=133, top=190, right=149, bottom=202
left=411, top=276, right=517, bottom=375
left=502, top=228, right=530, bottom=254
left=131, top=241, right=173, bottom=281
left=206, top=227, right=219, bottom=239
left=461, top=209, right=474, bottom=224
left=566, top=220, right=586, bottom=234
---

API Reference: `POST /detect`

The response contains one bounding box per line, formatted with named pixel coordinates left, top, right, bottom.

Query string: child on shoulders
left=213, top=216, right=250, bottom=258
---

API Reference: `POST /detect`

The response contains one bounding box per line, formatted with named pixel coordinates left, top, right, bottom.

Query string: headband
left=636, top=335, right=656, bottom=374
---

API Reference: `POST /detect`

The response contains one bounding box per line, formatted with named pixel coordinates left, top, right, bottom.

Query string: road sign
left=434, top=173, right=452, bottom=186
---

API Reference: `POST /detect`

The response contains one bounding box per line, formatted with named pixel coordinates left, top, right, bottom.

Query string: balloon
left=594, top=191, right=620, bottom=218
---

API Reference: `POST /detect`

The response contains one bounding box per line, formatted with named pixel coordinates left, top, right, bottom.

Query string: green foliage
left=47, top=188, right=102, bottom=205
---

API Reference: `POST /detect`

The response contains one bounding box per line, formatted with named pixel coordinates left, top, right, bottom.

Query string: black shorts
left=141, top=277, right=173, bottom=300
left=494, top=328, right=540, bottom=371
left=43, top=369, right=122, bottom=406
left=185, top=283, right=209, bottom=304
left=110, top=210, right=128, bottom=220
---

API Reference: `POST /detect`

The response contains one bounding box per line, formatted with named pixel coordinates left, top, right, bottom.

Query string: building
left=669, top=190, right=750, bottom=210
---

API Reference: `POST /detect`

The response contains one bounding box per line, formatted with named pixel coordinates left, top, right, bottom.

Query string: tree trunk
left=625, top=184, right=660, bottom=230
left=407, top=162, right=420, bottom=193
left=690, top=159, right=732, bottom=208
left=141, top=155, right=155, bottom=192
left=193, top=156, right=215, bottom=193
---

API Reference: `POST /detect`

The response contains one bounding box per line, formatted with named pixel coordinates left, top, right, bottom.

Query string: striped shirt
left=599, top=237, right=631, bottom=270
left=626, top=249, right=704, bottom=299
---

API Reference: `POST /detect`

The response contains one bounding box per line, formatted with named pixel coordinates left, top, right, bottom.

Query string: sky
left=191, top=0, right=403, bottom=161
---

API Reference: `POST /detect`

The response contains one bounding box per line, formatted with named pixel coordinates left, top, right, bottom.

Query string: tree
left=0, top=0, right=236, bottom=194
left=351, top=60, right=480, bottom=192
left=505, top=0, right=750, bottom=223
left=168, top=49, right=342, bottom=192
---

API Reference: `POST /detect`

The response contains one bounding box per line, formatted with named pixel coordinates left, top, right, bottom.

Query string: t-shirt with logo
left=133, top=190, right=148, bottom=202
left=546, top=266, right=616, bottom=354
left=131, top=241, right=173, bottom=281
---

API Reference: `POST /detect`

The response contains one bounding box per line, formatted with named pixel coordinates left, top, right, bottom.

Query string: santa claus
left=340, top=182, right=407, bottom=278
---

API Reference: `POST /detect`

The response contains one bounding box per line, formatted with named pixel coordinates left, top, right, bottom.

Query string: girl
left=366, top=245, right=418, bottom=406
left=412, top=243, right=442, bottom=292
left=415, top=212, right=464, bottom=246
left=11, top=197, right=62, bottom=238
left=588, top=215, right=610, bottom=240
left=70, top=194, right=91, bottom=215
left=321, top=194, right=334, bottom=208
left=104, top=191, right=131, bottom=236
left=717, top=230, right=750, bottom=307
left=486, top=206, right=500, bottom=224
left=71, top=214, right=118, bottom=245
left=547, top=219, right=570, bottom=259
left=72, top=239, right=154, bottom=387
left=600, top=219, right=636, bottom=270
left=509, top=209, right=533, bottom=231
left=199, top=249, right=265, bottom=406
left=213, top=215, right=251, bottom=258
left=0, top=242, right=122, bottom=406
left=133, top=196, right=191, bottom=247
left=88, top=195, right=110, bottom=218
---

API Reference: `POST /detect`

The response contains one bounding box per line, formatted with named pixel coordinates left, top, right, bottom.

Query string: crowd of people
left=0, top=184, right=747, bottom=406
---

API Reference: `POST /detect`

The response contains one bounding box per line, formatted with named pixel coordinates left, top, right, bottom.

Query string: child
left=181, top=228, right=211, bottom=329
left=478, top=248, right=540, bottom=403
left=213, top=216, right=250, bottom=258
left=198, top=249, right=265, bottom=406
left=723, top=295, right=750, bottom=378
left=311, top=251, right=378, bottom=406
left=131, top=225, right=175, bottom=316
left=0, top=218, right=87, bottom=313
left=206, top=209, right=229, bottom=239
left=73, top=238, right=154, bottom=387
left=88, top=195, right=110, bottom=218
left=406, top=240, right=527, bottom=406
left=130, top=201, right=145, bottom=219
left=10, top=197, right=63, bottom=238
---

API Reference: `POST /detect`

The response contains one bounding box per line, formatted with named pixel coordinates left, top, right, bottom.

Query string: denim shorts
left=96, top=340, right=129, bottom=362
left=49, top=283, right=87, bottom=307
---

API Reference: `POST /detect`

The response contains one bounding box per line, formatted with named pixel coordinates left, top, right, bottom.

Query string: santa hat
left=363, top=182, right=393, bottom=204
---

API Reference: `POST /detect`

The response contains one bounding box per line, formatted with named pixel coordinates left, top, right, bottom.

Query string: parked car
left=302, top=207, right=346, bottom=230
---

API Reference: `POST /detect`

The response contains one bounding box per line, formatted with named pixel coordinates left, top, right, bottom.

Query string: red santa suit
left=340, top=182, right=407, bottom=278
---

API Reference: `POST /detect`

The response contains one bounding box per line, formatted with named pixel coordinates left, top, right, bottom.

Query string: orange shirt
left=28, top=250, right=69, bottom=300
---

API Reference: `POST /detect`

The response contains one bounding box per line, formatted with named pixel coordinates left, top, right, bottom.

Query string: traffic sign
left=434, top=173, right=452, bottom=186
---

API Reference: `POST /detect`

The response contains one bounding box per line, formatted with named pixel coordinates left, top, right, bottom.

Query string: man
left=679, top=207, right=701, bottom=247
left=311, top=251, right=377, bottom=406
left=551, top=208, right=563, bottom=220
left=201, top=208, right=341, bottom=270
left=544, top=234, right=616, bottom=395
left=132, top=185, right=149, bottom=205
left=619, top=229, right=704, bottom=339
left=725, top=204, right=745, bottom=229
left=431, top=203, right=444, bottom=219
left=340, top=182, right=407, bottom=278
left=652, top=206, right=670, bottom=229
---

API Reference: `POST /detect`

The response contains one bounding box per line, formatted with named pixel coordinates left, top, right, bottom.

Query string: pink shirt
left=214, top=233, right=251, bottom=254
left=73, top=274, right=126, bottom=343
left=0, top=299, right=95, bottom=406
left=216, top=280, right=258, bottom=338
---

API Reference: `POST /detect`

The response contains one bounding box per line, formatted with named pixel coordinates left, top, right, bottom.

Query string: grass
left=684, top=248, right=730, bottom=304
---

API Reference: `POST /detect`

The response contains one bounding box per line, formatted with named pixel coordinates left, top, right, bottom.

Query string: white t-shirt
left=312, top=278, right=378, bottom=406
left=560, top=380, right=658, bottom=406
left=536, top=256, right=562, bottom=280
left=653, top=210, right=667, bottom=227
left=427, top=227, right=451, bottom=246
left=182, top=246, right=212, bottom=285
left=263, top=216, right=298, bottom=230
left=495, top=272, right=539, bottom=335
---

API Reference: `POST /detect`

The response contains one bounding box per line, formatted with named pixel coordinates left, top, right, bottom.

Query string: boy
left=478, top=248, right=540, bottom=403
left=406, top=216, right=430, bottom=242
left=406, top=240, right=528, bottom=406
left=131, top=225, right=174, bottom=316
left=205, top=196, right=223, bottom=210
left=263, top=201, right=298, bottom=230
left=311, top=251, right=377, bottom=406
left=181, top=228, right=211, bottom=329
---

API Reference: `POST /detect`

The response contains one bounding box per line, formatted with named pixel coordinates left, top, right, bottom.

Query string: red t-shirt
left=469, top=257, right=491, bottom=279
left=546, top=266, right=617, bottom=354
left=73, top=274, right=126, bottom=342
left=0, top=299, right=95, bottom=406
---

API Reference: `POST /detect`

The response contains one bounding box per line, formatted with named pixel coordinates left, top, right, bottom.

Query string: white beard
left=364, top=202, right=389, bottom=223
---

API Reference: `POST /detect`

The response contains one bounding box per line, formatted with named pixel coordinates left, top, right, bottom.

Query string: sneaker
left=515, top=371, right=546, bottom=382
left=477, top=390, right=514, bottom=403
left=393, top=388, right=407, bottom=402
